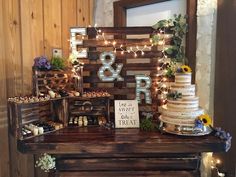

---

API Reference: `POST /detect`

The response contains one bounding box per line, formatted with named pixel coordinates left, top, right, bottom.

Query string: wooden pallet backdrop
left=72, top=27, right=166, bottom=116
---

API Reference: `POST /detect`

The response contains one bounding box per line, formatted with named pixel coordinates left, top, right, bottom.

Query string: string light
left=210, top=157, right=225, bottom=177
left=154, top=26, right=172, bottom=106
left=93, top=26, right=152, bottom=57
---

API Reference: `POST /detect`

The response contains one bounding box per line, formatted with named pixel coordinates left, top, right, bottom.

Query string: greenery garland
left=152, top=14, right=188, bottom=63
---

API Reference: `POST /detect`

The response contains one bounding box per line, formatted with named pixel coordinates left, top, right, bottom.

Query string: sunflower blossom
left=198, top=114, right=212, bottom=126
left=181, top=65, right=192, bottom=73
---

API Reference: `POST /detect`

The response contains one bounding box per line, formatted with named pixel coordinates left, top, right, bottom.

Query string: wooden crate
left=33, top=67, right=83, bottom=96
left=71, top=27, right=164, bottom=115
left=68, top=97, right=110, bottom=127
left=8, top=99, right=66, bottom=140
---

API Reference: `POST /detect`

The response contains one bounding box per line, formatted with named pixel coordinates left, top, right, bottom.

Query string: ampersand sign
left=98, top=52, right=124, bottom=82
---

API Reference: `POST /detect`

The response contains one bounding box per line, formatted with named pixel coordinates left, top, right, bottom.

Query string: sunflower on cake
left=159, top=65, right=213, bottom=136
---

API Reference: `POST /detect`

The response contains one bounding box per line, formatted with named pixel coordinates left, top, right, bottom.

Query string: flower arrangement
left=176, top=65, right=192, bottom=73
left=35, top=153, right=56, bottom=172
left=194, top=114, right=213, bottom=133
left=33, top=56, right=51, bottom=70
left=198, top=114, right=212, bottom=126
left=165, top=64, right=192, bottom=78
left=213, top=127, right=232, bottom=152
left=167, top=91, right=182, bottom=100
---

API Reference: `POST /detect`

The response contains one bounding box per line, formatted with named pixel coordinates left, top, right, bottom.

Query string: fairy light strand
left=211, top=157, right=225, bottom=177
left=155, top=27, right=171, bottom=105
left=94, top=24, right=152, bottom=58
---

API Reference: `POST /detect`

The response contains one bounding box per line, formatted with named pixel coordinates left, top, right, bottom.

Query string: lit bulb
left=127, top=50, right=130, bottom=53
left=158, top=40, right=164, bottom=45
left=216, top=159, right=221, bottom=164
left=134, top=53, right=137, bottom=57
left=136, top=46, right=139, bottom=49
left=88, top=25, right=91, bottom=27
left=96, top=35, right=99, bottom=39
left=98, top=29, right=101, bottom=33
left=157, top=67, right=161, bottom=71
left=141, top=51, right=144, bottom=55
left=104, top=41, right=108, bottom=45
left=94, top=23, right=97, bottom=27
left=120, top=44, right=123, bottom=48
left=113, top=41, right=116, bottom=45
left=162, top=84, right=167, bottom=88
left=163, top=77, right=167, bottom=82
left=144, top=45, right=147, bottom=48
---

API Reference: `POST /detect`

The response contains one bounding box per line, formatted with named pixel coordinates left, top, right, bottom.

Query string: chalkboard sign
left=115, top=100, right=139, bottom=128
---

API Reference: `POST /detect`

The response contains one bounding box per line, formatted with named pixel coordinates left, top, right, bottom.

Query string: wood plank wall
left=0, top=0, right=94, bottom=177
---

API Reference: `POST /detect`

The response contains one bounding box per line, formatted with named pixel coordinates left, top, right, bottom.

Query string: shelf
left=70, top=111, right=105, bottom=116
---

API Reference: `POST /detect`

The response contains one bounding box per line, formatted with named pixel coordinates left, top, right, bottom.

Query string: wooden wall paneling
left=89, top=0, right=94, bottom=26
left=44, top=0, right=62, bottom=58
left=3, top=0, right=35, bottom=176
left=76, top=0, right=93, bottom=26
left=0, top=0, right=10, bottom=176
left=61, top=0, right=77, bottom=58
left=3, top=1, right=23, bottom=177
left=20, top=0, right=44, bottom=95
left=4, top=0, right=23, bottom=97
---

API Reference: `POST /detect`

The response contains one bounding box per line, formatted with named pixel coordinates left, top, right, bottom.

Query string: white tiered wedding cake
left=159, top=66, right=211, bottom=135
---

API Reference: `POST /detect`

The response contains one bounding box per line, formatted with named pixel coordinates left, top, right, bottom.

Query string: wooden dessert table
left=17, top=127, right=227, bottom=177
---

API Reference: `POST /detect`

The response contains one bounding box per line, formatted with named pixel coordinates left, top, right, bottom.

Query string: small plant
left=51, top=56, right=66, bottom=70
left=140, top=112, right=156, bottom=131
left=35, top=153, right=56, bottom=172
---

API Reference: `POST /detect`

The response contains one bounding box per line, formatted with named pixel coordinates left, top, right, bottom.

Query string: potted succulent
left=50, top=56, right=66, bottom=70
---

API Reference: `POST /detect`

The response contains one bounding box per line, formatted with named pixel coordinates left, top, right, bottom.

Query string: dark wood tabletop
left=18, top=127, right=227, bottom=155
